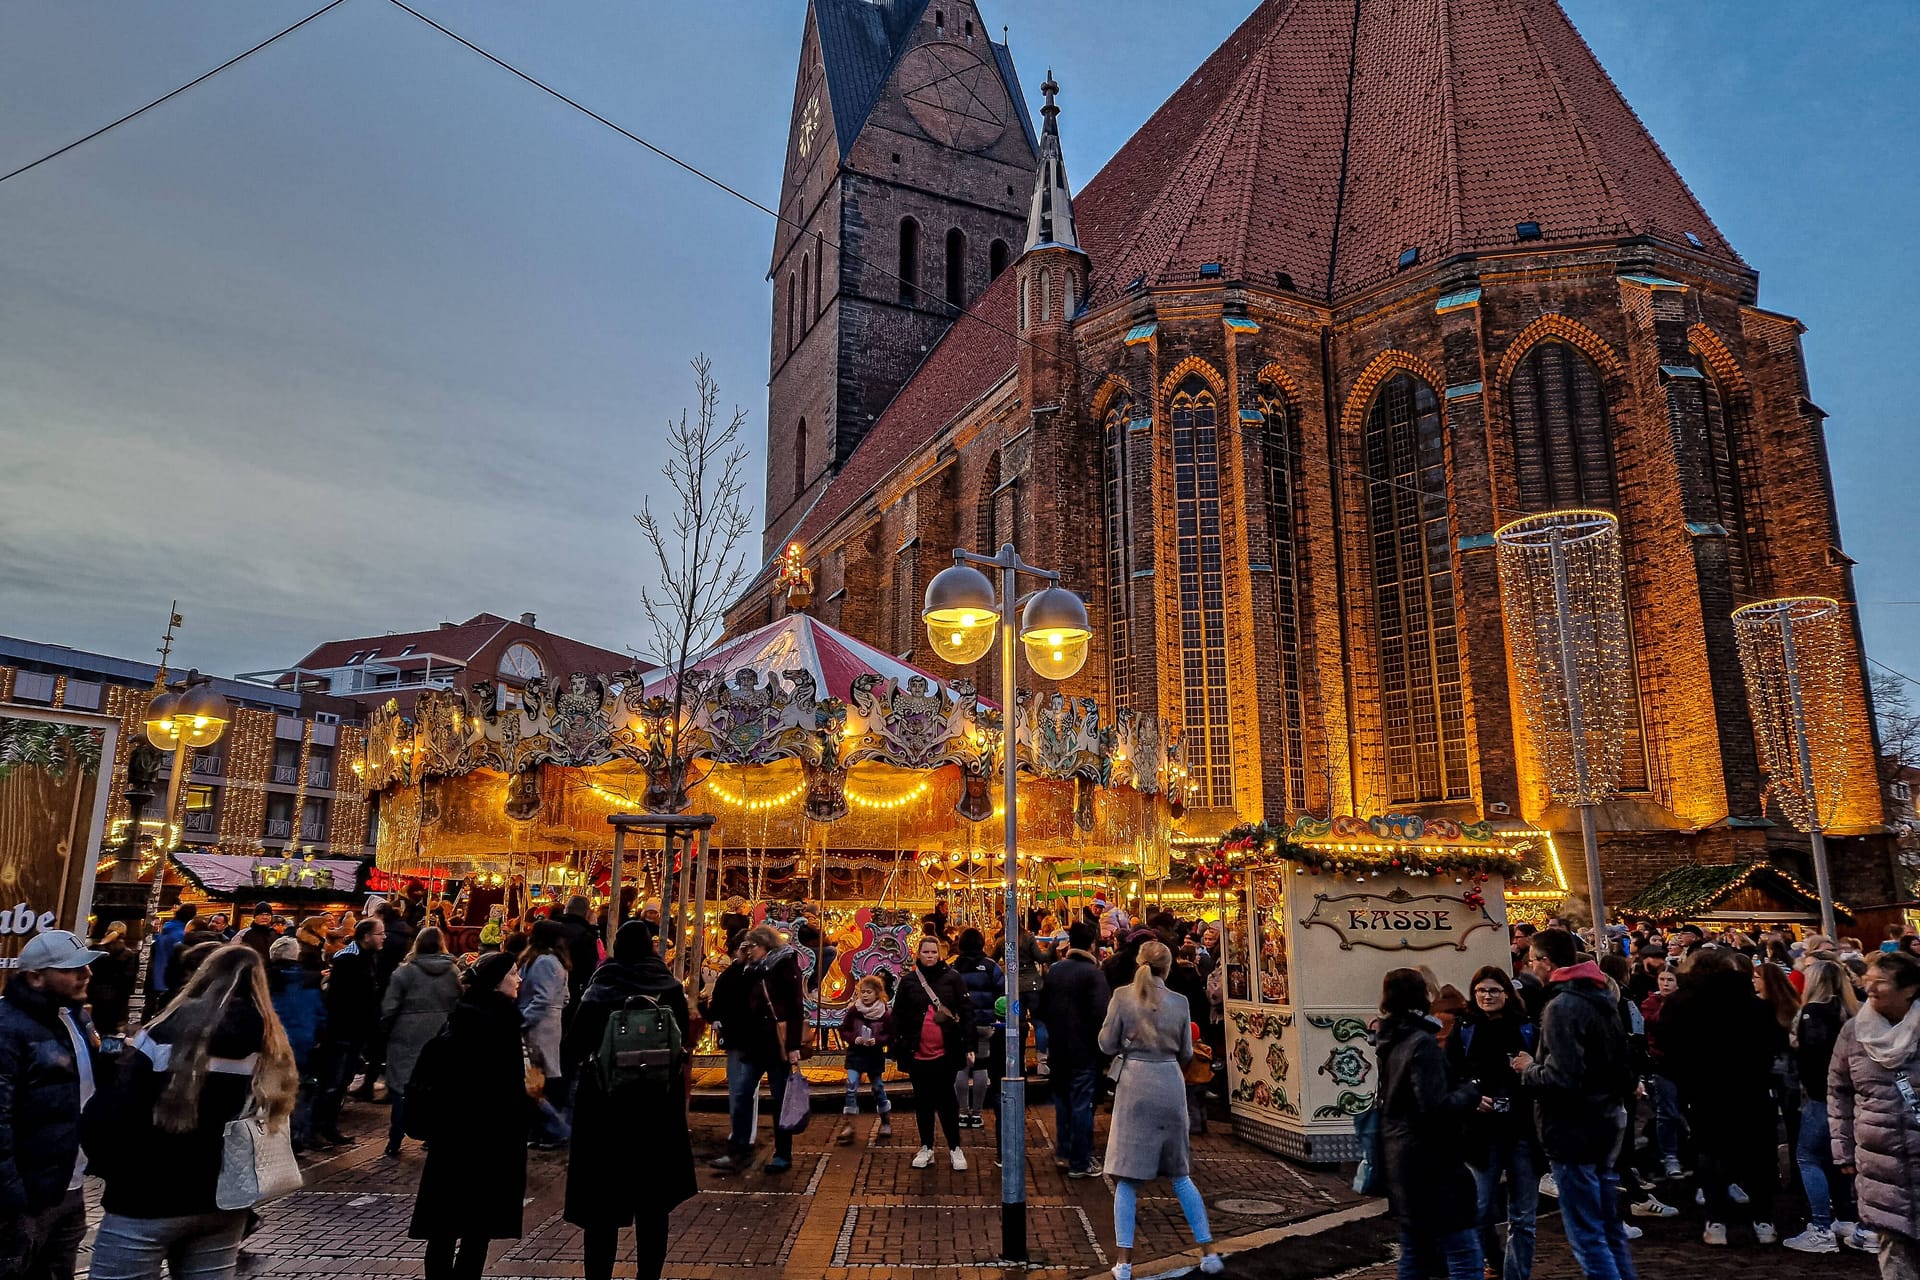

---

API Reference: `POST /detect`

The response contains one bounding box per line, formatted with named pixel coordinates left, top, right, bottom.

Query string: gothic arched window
left=1259, top=382, right=1307, bottom=813
left=793, top=417, right=808, bottom=504
left=1695, top=353, right=1753, bottom=595
left=1364, top=372, right=1469, bottom=803
left=989, top=239, right=1009, bottom=281
left=814, top=239, right=825, bottom=318
left=1171, top=376, right=1233, bottom=807
left=898, top=218, right=920, bottom=304
left=1102, top=393, right=1134, bottom=711
left=1038, top=268, right=1052, bottom=323
left=786, top=272, right=796, bottom=355
left=976, top=450, right=1001, bottom=552
left=1508, top=340, right=1615, bottom=510
left=945, top=228, right=966, bottom=308
left=799, top=254, right=811, bottom=337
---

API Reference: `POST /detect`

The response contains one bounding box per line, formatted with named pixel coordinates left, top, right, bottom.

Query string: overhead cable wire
left=0, top=0, right=352, bottom=187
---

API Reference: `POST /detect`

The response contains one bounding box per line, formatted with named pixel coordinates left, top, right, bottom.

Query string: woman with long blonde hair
left=1096, top=940, right=1221, bottom=1279
left=82, top=943, right=298, bottom=1280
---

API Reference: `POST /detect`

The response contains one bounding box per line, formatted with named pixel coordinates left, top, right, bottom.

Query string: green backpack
left=593, top=994, right=683, bottom=1095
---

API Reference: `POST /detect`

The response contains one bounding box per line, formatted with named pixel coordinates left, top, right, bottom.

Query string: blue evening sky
left=0, top=1, right=1914, bottom=696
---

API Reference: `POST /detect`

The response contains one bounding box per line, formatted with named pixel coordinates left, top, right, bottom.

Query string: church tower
left=764, top=0, right=1039, bottom=557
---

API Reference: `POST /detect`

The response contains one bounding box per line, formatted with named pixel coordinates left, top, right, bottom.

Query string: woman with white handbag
left=82, top=944, right=300, bottom=1280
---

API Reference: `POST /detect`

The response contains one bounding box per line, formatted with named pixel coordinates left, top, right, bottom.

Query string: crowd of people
left=1373, top=919, right=1920, bottom=1280
left=3, top=887, right=1917, bottom=1280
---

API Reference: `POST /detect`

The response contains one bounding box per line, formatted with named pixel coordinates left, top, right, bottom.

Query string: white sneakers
left=1754, top=1222, right=1778, bottom=1245
left=1847, top=1226, right=1883, bottom=1252
left=1538, top=1172, right=1559, bottom=1199
left=1729, top=1183, right=1751, bottom=1206
left=950, top=1147, right=968, bottom=1171
left=1703, top=1222, right=1729, bottom=1247
left=1621, top=1222, right=1644, bottom=1241
left=1199, top=1253, right=1225, bottom=1274
left=1784, top=1226, right=1839, bottom=1254
left=1630, top=1197, right=1678, bottom=1218
left=1111, top=1266, right=1132, bottom=1280
left=912, top=1146, right=935, bottom=1169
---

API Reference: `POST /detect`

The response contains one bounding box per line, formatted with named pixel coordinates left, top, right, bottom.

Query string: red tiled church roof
left=294, top=614, right=630, bottom=679
left=784, top=0, right=1734, bottom=553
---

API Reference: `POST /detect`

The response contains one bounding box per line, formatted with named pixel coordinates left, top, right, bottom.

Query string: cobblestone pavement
left=74, top=1096, right=1882, bottom=1280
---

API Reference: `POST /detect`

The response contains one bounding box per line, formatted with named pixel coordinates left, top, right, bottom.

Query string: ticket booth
left=1204, top=816, right=1535, bottom=1163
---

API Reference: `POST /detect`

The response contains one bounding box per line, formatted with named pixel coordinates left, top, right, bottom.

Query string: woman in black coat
left=889, top=935, right=976, bottom=1169
left=409, top=954, right=531, bottom=1280
left=564, top=922, right=696, bottom=1280
left=1445, top=966, right=1540, bottom=1280
left=1377, top=967, right=1484, bottom=1280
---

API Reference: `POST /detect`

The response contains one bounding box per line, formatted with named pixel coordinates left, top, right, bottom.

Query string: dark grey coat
left=1377, top=1012, right=1480, bottom=1237
left=380, top=952, right=462, bottom=1092
left=1828, top=1014, right=1920, bottom=1240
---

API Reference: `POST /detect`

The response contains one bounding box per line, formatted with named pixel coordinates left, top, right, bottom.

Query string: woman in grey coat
left=519, top=920, right=574, bottom=1147
left=1830, top=950, right=1920, bottom=1279
left=1097, top=940, right=1223, bottom=1280
left=380, top=926, right=464, bottom=1156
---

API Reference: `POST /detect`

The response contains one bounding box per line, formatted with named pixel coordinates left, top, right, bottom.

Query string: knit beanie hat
left=269, top=936, right=302, bottom=964
left=466, top=951, right=516, bottom=994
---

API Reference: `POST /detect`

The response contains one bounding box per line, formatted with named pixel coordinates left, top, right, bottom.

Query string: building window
left=1038, top=268, right=1052, bottom=322
left=1364, top=372, right=1469, bottom=803
left=1171, top=377, right=1233, bottom=807
left=786, top=272, right=796, bottom=354
left=184, top=784, right=218, bottom=837
left=1892, top=780, right=1913, bottom=804
left=800, top=254, right=811, bottom=335
left=1019, top=276, right=1028, bottom=330
left=1695, top=354, right=1754, bottom=595
left=1259, top=382, right=1307, bottom=813
left=1103, top=395, right=1134, bottom=711
left=300, top=797, right=329, bottom=844
left=898, top=218, right=920, bottom=303
left=793, top=418, right=808, bottom=504
left=989, top=239, right=1009, bottom=280
left=945, top=228, right=966, bottom=308
left=893, top=551, right=917, bottom=657
left=1064, top=271, right=1075, bottom=318
left=976, top=451, right=1001, bottom=553
left=814, top=239, right=825, bottom=317
left=272, top=740, right=301, bottom=786
left=1508, top=340, right=1616, bottom=510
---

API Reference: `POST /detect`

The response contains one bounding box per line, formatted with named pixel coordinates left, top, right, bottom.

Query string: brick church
left=728, top=0, right=1891, bottom=904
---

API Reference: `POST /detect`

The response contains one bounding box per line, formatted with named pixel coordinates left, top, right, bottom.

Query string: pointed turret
left=1024, top=71, right=1079, bottom=252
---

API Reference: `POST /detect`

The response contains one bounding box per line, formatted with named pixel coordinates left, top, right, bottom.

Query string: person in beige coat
left=1097, top=940, right=1223, bottom=1280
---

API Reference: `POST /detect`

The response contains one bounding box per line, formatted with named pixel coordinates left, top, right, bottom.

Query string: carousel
left=354, top=613, right=1182, bottom=1027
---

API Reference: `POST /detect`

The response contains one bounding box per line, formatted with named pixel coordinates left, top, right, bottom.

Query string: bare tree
left=634, top=355, right=755, bottom=808
left=1874, top=667, right=1920, bottom=782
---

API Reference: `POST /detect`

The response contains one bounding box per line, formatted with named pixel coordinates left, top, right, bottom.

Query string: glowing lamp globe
left=923, top=564, right=998, bottom=664
left=145, top=682, right=231, bottom=751
left=143, top=690, right=183, bottom=750
left=1019, top=586, right=1091, bottom=679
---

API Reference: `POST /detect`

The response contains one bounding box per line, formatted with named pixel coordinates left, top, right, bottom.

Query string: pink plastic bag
left=778, top=1071, right=812, bottom=1133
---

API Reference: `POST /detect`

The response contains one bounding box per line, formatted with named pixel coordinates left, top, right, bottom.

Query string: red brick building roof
left=785, top=0, right=1735, bottom=555
left=292, top=614, right=631, bottom=680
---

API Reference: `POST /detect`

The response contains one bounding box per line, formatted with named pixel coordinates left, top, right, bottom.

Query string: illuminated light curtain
left=1364, top=372, right=1468, bottom=803
left=1494, top=509, right=1635, bottom=805
left=1258, top=383, right=1307, bottom=812
left=1103, top=395, right=1134, bottom=711
left=1733, top=597, right=1851, bottom=831
left=1171, top=377, right=1233, bottom=807
left=1506, top=342, right=1649, bottom=792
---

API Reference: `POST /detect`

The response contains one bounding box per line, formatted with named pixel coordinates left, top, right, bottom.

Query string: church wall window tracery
left=1172, top=376, right=1233, bottom=807
left=1258, top=382, right=1307, bottom=813
left=1102, top=395, right=1133, bottom=711
left=1364, top=372, right=1469, bottom=804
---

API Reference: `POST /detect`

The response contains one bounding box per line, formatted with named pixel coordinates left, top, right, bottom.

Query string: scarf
left=850, top=993, right=889, bottom=1020
left=1855, top=999, right=1920, bottom=1070
left=762, top=944, right=798, bottom=972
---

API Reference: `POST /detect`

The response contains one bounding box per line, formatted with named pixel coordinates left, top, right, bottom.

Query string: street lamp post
left=923, top=544, right=1090, bottom=1265
left=133, top=672, right=231, bottom=1010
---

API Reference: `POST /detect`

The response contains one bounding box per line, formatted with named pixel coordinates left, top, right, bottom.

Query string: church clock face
left=796, top=91, right=821, bottom=160
left=897, top=42, right=1008, bottom=153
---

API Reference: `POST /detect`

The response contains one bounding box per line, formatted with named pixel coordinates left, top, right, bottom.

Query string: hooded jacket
left=380, top=952, right=463, bottom=1092
left=1520, top=961, right=1630, bottom=1163
left=1828, top=1008, right=1920, bottom=1239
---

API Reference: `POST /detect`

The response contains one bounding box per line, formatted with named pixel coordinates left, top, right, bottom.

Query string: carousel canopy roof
left=642, top=614, right=982, bottom=706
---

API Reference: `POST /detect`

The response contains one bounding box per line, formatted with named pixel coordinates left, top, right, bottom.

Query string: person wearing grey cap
left=0, top=929, right=104, bottom=1279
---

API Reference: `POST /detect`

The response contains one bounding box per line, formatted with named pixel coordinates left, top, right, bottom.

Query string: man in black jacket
left=0, top=930, right=103, bottom=1280
left=1517, top=927, right=1636, bottom=1280
left=1037, top=921, right=1112, bottom=1177
left=311, top=916, right=384, bottom=1146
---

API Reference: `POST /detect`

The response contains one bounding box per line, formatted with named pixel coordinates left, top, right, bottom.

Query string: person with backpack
left=563, top=921, right=693, bottom=1280
left=379, top=927, right=462, bottom=1158
left=266, top=935, right=325, bottom=1152
left=1514, top=927, right=1636, bottom=1279
left=406, top=953, right=530, bottom=1280
left=836, top=976, right=893, bottom=1145
left=1449, top=965, right=1540, bottom=1280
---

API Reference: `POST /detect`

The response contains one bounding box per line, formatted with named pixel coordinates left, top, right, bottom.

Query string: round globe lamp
left=922, top=564, right=998, bottom=663
left=1019, top=586, right=1091, bottom=679
left=143, top=689, right=184, bottom=751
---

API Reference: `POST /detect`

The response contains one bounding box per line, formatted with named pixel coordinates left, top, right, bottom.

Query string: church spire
left=1023, top=71, right=1078, bottom=252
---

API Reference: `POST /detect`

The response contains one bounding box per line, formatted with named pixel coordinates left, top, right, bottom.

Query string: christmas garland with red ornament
left=1187, top=818, right=1527, bottom=893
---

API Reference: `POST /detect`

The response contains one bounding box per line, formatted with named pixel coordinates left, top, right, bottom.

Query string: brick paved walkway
left=74, top=1096, right=1875, bottom=1280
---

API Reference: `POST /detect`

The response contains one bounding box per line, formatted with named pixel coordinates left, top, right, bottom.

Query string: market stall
left=1194, top=815, right=1549, bottom=1163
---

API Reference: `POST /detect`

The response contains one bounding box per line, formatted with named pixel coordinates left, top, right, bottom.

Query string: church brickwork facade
left=735, top=0, right=1893, bottom=906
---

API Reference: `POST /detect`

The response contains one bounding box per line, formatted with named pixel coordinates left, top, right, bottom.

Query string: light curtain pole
left=1733, top=597, right=1849, bottom=940
left=1495, top=510, right=1634, bottom=937
left=924, top=543, right=1090, bottom=1265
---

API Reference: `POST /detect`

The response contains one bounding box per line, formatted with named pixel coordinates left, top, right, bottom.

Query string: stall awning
left=169, top=852, right=371, bottom=903
left=641, top=614, right=983, bottom=706
left=1619, top=860, right=1850, bottom=924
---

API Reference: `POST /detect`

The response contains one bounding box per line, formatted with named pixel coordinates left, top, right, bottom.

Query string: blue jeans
left=844, top=1067, right=890, bottom=1115
left=1053, top=1065, right=1098, bottom=1172
left=1550, top=1161, right=1637, bottom=1280
left=89, top=1209, right=250, bottom=1280
left=1473, top=1133, right=1539, bottom=1280
left=1795, top=1098, right=1854, bottom=1229
left=1397, top=1227, right=1482, bottom=1280
left=1647, top=1075, right=1684, bottom=1164
left=728, top=1054, right=792, bottom=1159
